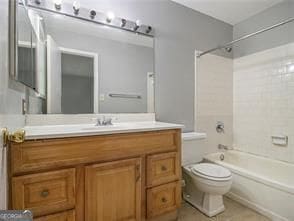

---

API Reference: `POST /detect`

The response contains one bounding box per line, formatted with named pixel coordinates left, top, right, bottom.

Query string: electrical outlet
left=99, top=94, right=105, bottom=101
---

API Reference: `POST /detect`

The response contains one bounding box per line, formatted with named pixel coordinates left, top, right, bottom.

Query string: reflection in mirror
left=31, top=9, right=155, bottom=114
left=14, top=4, right=47, bottom=99
left=17, top=5, right=36, bottom=89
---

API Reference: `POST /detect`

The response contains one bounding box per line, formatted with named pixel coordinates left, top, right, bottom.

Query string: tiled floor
left=178, top=197, right=271, bottom=221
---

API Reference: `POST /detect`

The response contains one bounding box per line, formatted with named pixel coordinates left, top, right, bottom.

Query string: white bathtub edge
left=226, top=192, right=288, bottom=221
left=204, top=158, right=294, bottom=195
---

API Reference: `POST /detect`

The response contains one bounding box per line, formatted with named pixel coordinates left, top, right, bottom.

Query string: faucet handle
left=216, top=121, right=225, bottom=133
left=96, top=118, right=102, bottom=126
left=105, top=117, right=113, bottom=125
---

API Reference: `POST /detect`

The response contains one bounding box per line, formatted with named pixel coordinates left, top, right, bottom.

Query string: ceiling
left=171, top=0, right=284, bottom=25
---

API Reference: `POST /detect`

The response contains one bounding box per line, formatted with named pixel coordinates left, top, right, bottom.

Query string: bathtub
left=204, top=150, right=294, bottom=221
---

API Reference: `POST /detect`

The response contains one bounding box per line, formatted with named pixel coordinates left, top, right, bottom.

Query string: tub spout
left=218, top=144, right=232, bottom=151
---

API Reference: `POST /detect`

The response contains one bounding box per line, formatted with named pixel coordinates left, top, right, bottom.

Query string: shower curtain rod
left=197, top=17, right=294, bottom=58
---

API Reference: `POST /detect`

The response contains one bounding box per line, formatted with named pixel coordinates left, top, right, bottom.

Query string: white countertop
left=24, top=121, right=184, bottom=140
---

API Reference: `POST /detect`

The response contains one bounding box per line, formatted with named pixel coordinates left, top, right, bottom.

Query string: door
left=85, top=158, right=141, bottom=221
left=47, top=35, right=62, bottom=114
left=60, top=53, right=94, bottom=114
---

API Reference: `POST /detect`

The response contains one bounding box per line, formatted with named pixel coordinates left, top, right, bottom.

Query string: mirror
left=11, top=2, right=47, bottom=97
left=44, top=12, right=154, bottom=114
left=15, top=4, right=37, bottom=90
left=12, top=2, right=155, bottom=114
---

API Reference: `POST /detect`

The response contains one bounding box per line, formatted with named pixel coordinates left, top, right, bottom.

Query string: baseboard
left=147, top=210, right=178, bottom=221
left=226, top=192, right=288, bottom=221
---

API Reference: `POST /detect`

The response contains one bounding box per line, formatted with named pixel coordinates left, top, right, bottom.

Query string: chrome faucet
left=96, top=116, right=113, bottom=126
left=218, top=144, right=232, bottom=151
left=216, top=121, right=225, bottom=133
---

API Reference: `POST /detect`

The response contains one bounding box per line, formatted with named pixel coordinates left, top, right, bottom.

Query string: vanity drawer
left=11, top=129, right=180, bottom=174
left=147, top=181, right=181, bottom=218
left=34, top=210, right=75, bottom=221
left=12, top=169, right=76, bottom=217
left=146, top=152, right=180, bottom=187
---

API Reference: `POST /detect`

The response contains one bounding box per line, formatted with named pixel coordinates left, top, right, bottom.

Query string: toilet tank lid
left=182, top=132, right=207, bottom=141
left=191, top=163, right=231, bottom=179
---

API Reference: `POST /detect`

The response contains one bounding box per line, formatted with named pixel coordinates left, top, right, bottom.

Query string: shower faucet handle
left=216, top=121, right=225, bottom=133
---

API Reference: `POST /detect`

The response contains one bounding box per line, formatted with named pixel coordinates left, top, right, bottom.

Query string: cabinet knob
left=161, top=165, right=167, bottom=171
left=161, top=197, right=167, bottom=203
left=40, top=189, right=49, bottom=198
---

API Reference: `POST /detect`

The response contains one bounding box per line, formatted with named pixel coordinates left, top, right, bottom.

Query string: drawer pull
left=161, top=197, right=167, bottom=203
left=40, top=189, right=49, bottom=198
left=161, top=165, right=167, bottom=171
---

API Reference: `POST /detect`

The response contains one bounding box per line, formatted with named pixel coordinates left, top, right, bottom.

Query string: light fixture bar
left=26, top=0, right=154, bottom=37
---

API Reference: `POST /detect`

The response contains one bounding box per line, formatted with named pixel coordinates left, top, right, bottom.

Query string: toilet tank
left=182, top=132, right=207, bottom=166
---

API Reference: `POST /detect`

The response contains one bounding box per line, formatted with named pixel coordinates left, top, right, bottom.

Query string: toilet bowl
left=183, top=163, right=232, bottom=217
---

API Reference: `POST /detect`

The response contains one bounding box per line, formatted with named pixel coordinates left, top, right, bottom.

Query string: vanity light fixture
left=26, top=1, right=154, bottom=36
left=54, top=0, right=62, bottom=10
left=121, top=18, right=127, bottom=27
left=90, top=9, right=96, bottom=19
left=73, top=1, right=80, bottom=15
left=106, top=11, right=115, bottom=23
left=146, top=26, right=152, bottom=34
left=133, top=19, right=141, bottom=31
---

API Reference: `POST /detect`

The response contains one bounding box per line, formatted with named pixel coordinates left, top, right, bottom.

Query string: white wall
left=233, top=0, right=294, bottom=58
left=233, top=43, right=294, bottom=163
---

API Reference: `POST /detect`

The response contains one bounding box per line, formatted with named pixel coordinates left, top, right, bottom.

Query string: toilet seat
left=191, top=163, right=232, bottom=181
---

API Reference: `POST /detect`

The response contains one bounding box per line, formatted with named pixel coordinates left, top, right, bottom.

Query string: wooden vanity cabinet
left=9, top=129, right=181, bottom=221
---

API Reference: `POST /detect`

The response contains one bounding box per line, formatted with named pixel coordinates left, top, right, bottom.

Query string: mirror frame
left=9, top=0, right=18, bottom=80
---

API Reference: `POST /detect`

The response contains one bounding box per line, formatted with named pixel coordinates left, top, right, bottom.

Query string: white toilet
left=183, top=163, right=232, bottom=217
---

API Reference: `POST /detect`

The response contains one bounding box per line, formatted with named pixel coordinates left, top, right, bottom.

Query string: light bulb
left=54, top=0, right=62, bottom=10
left=146, top=26, right=152, bottom=34
left=135, top=20, right=141, bottom=26
left=106, top=11, right=115, bottom=23
left=90, top=9, right=96, bottom=19
left=133, top=20, right=141, bottom=31
left=121, top=18, right=127, bottom=27
left=73, top=1, right=80, bottom=14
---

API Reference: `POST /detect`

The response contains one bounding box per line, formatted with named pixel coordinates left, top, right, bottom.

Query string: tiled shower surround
left=196, top=53, right=233, bottom=157
left=233, top=43, right=294, bottom=163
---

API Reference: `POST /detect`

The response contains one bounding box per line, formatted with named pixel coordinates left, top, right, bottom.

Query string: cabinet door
left=85, top=158, right=141, bottom=221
